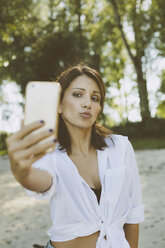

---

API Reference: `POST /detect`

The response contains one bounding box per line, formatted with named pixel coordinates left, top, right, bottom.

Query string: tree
left=108, top=0, right=152, bottom=122
left=1, top=0, right=164, bottom=125
left=151, top=0, right=165, bottom=56
left=0, top=0, right=101, bottom=94
left=0, top=0, right=41, bottom=88
left=156, top=70, right=165, bottom=118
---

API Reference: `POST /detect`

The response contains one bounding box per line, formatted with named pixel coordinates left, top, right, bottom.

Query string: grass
left=130, top=137, right=165, bottom=150
left=0, top=150, right=8, bottom=156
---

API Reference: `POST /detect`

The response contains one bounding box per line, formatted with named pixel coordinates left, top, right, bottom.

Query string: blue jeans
left=45, top=240, right=54, bottom=248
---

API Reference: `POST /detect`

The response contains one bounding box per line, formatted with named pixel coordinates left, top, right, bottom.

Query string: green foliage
left=0, top=0, right=102, bottom=94
left=157, top=101, right=165, bottom=118
left=0, top=0, right=41, bottom=83
left=151, top=0, right=165, bottom=56
left=156, top=70, right=165, bottom=118
left=6, top=30, right=91, bottom=93
left=0, top=0, right=165, bottom=124
left=159, top=70, right=165, bottom=93
left=0, top=131, right=9, bottom=151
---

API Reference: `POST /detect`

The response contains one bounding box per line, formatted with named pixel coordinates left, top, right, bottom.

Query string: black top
left=90, top=187, right=101, bottom=204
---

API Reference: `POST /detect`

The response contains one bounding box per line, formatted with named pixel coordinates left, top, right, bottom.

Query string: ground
left=0, top=149, right=165, bottom=248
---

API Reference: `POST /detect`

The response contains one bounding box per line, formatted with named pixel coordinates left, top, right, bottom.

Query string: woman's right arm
left=6, top=120, right=57, bottom=192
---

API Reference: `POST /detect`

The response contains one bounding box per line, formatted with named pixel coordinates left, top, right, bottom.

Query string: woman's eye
left=72, top=92, right=82, bottom=97
left=92, top=96, right=100, bottom=102
left=72, top=92, right=100, bottom=102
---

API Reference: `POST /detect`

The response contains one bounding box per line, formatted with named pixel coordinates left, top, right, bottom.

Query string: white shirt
left=26, top=134, right=145, bottom=248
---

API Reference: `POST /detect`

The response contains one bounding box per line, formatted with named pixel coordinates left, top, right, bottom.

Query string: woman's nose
left=82, top=96, right=91, bottom=109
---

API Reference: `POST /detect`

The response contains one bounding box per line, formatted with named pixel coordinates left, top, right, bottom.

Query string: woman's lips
left=80, top=112, right=92, bottom=118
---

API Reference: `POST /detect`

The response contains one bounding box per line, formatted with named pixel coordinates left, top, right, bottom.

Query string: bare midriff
left=51, top=230, right=100, bottom=248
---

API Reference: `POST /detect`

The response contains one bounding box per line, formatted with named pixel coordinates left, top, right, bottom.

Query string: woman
left=6, top=64, right=144, bottom=248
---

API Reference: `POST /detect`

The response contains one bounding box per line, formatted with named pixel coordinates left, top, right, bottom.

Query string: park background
left=0, top=0, right=165, bottom=152
left=0, top=1, right=165, bottom=248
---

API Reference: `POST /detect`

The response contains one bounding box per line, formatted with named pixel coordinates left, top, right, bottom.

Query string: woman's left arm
left=123, top=139, right=145, bottom=247
left=124, top=223, right=139, bottom=248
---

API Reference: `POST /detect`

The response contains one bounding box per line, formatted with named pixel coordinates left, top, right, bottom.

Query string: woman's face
left=59, top=75, right=102, bottom=130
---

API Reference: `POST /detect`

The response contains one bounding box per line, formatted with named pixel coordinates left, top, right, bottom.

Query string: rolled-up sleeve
left=25, top=154, right=57, bottom=200
left=125, top=140, right=145, bottom=224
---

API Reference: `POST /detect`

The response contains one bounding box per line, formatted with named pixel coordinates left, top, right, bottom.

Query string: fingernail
left=48, top=129, right=53, bottom=132
left=53, top=139, right=57, bottom=143
left=40, top=120, right=45, bottom=123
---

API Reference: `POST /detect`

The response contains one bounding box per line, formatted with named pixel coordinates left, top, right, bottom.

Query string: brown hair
left=56, top=63, right=113, bottom=154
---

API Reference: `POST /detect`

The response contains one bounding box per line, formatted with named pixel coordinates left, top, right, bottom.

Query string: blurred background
left=1, top=2, right=165, bottom=248
left=1, top=0, right=165, bottom=152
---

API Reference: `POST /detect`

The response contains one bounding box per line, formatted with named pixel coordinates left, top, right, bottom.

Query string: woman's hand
left=6, top=120, right=57, bottom=183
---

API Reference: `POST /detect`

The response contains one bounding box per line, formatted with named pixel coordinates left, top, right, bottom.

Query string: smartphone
left=24, top=81, right=61, bottom=152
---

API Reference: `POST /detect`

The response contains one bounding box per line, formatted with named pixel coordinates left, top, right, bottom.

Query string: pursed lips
left=80, top=112, right=92, bottom=117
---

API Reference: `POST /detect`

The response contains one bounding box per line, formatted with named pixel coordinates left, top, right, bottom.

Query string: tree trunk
left=75, top=0, right=82, bottom=37
left=134, top=60, right=151, bottom=120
